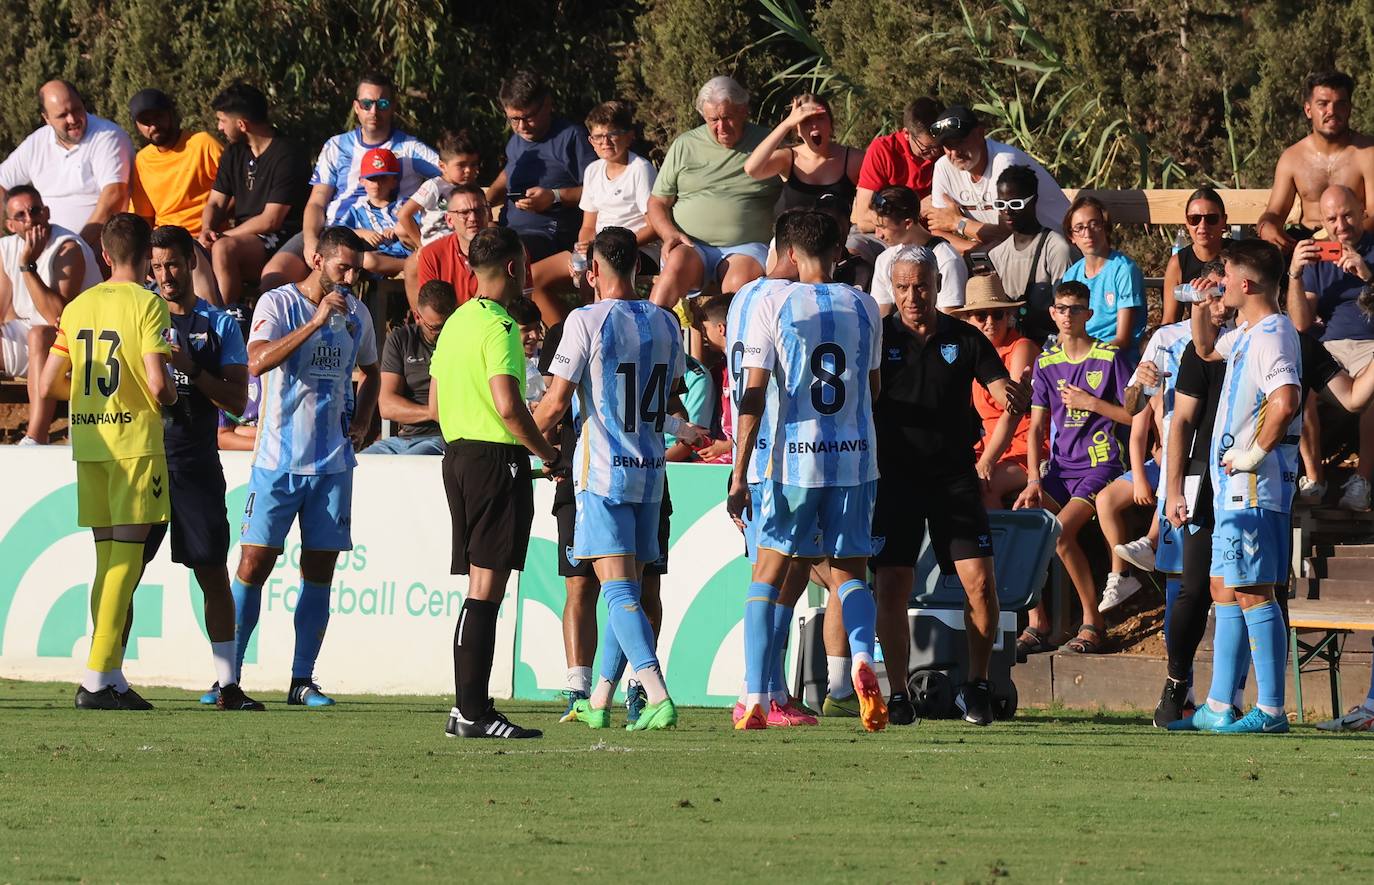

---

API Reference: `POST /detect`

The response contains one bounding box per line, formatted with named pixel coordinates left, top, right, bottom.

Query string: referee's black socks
left=453, top=597, right=500, bottom=721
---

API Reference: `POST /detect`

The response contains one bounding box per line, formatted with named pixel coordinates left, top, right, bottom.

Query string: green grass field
left=2, top=678, right=1372, bottom=883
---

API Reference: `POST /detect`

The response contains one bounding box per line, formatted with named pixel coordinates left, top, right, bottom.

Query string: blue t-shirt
left=1063, top=250, right=1146, bottom=346
left=164, top=299, right=248, bottom=464
left=502, top=117, right=597, bottom=249
left=1301, top=233, right=1374, bottom=342
left=340, top=198, right=410, bottom=258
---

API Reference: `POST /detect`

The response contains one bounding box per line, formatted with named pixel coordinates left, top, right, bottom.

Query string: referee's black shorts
left=871, top=464, right=992, bottom=573
left=143, top=458, right=230, bottom=567
left=553, top=479, right=672, bottom=578
left=443, top=440, right=534, bottom=575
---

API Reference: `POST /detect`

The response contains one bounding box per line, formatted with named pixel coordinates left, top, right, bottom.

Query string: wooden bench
left=1061, top=188, right=1281, bottom=227
left=1288, top=598, right=1374, bottom=722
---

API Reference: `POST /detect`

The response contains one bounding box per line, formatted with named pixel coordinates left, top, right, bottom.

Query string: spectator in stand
left=925, top=105, right=1069, bottom=256
left=259, top=72, right=438, bottom=291
left=362, top=279, right=455, bottom=455
left=868, top=185, right=965, bottom=314
left=1161, top=187, right=1229, bottom=325
left=745, top=93, right=862, bottom=229
left=0, top=185, right=102, bottom=444
left=0, top=80, right=134, bottom=255
left=852, top=97, right=942, bottom=238
left=1288, top=184, right=1374, bottom=511
left=1061, top=195, right=1146, bottom=352
left=506, top=295, right=546, bottom=407
left=988, top=164, right=1073, bottom=342
left=415, top=184, right=532, bottom=310
left=1258, top=71, right=1374, bottom=252
left=340, top=147, right=410, bottom=277
left=489, top=71, right=596, bottom=326
left=128, top=88, right=224, bottom=305
left=648, top=76, right=783, bottom=309
left=952, top=274, right=1041, bottom=508
left=199, top=84, right=310, bottom=307
left=397, top=129, right=483, bottom=251
left=536, top=101, right=661, bottom=313
left=690, top=296, right=733, bottom=463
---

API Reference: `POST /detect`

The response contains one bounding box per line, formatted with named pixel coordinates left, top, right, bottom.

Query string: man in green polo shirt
left=430, top=225, right=558, bottom=740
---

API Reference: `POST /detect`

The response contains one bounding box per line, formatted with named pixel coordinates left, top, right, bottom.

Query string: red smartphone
left=1316, top=240, right=1343, bottom=262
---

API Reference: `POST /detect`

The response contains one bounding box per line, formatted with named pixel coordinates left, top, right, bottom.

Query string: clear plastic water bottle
left=1171, top=227, right=1189, bottom=255
left=1173, top=283, right=1206, bottom=304
left=329, top=284, right=352, bottom=333
left=570, top=252, right=588, bottom=287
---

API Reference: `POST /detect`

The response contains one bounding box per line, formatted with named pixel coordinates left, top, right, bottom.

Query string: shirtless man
left=1258, top=71, right=1374, bottom=251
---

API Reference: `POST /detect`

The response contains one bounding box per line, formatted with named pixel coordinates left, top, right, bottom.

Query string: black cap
left=129, top=88, right=174, bottom=121
left=930, top=105, right=979, bottom=145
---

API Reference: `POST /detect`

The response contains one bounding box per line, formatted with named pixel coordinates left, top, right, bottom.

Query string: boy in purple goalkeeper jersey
left=1015, top=281, right=1133, bottom=653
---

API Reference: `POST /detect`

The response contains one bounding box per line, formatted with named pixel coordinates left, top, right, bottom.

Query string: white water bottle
left=1171, top=228, right=1189, bottom=255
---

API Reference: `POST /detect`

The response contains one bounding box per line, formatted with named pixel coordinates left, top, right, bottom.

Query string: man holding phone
left=1288, top=184, right=1374, bottom=510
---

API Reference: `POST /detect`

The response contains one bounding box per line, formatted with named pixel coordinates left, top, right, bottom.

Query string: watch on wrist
left=956, top=218, right=969, bottom=239
left=21, top=262, right=38, bottom=274
left=551, top=188, right=562, bottom=206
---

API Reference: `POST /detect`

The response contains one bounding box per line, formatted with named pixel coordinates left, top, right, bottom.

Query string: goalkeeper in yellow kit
left=41, top=213, right=178, bottom=710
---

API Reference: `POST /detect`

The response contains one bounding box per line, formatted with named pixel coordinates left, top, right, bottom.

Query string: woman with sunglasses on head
left=953, top=274, right=1043, bottom=510
left=1061, top=195, right=1147, bottom=355
left=1161, top=188, right=1228, bottom=325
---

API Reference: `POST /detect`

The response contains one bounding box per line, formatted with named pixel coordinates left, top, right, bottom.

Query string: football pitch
left=2, top=679, right=1372, bottom=883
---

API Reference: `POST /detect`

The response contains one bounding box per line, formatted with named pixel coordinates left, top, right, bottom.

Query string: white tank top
left=0, top=224, right=102, bottom=325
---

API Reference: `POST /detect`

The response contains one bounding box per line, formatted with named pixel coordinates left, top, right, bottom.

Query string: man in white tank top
left=0, top=185, right=102, bottom=443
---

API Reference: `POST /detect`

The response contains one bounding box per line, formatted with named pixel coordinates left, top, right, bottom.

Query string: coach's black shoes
left=446, top=701, right=543, bottom=739
left=956, top=681, right=994, bottom=726
left=888, top=693, right=920, bottom=726
left=217, top=683, right=266, bottom=711
left=1153, top=678, right=1190, bottom=728
left=116, top=686, right=155, bottom=710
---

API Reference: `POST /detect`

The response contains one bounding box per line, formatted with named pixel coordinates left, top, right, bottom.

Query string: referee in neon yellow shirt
left=41, top=213, right=178, bottom=710
left=430, top=226, right=557, bottom=739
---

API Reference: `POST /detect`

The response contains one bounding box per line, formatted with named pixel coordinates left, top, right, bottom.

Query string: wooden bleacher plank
left=1061, top=188, right=1287, bottom=226
left=1289, top=600, right=1374, bottom=632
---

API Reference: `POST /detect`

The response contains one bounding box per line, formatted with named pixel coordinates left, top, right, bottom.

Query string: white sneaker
left=1297, top=476, right=1325, bottom=503
left=1114, top=536, right=1156, bottom=572
left=1339, top=475, right=1371, bottom=512
left=1099, top=572, right=1143, bottom=613
left=1315, top=704, right=1374, bottom=732
left=16, top=436, right=39, bottom=447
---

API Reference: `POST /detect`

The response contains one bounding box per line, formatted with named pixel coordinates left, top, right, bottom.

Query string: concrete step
left=1318, top=543, right=1374, bottom=558
left=1296, top=577, right=1374, bottom=604
left=1305, top=556, right=1374, bottom=580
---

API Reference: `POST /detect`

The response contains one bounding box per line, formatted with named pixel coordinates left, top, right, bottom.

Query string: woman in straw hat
left=953, top=273, right=1044, bottom=513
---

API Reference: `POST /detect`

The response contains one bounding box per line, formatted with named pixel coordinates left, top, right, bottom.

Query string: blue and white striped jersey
left=726, top=276, right=788, bottom=485
left=311, top=129, right=440, bottom=225
left=249, top=284, right=378, bottom=475
left=550, top=299, right=686, bottom=503
left=1211, top=313, right=1302, bottom=513
left=743, top=281, right=882, bottom=488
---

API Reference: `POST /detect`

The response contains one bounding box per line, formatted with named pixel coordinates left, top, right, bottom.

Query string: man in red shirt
left=852, top=97, right=942, bottom=235
left=413, top=183, right=530, bottom=312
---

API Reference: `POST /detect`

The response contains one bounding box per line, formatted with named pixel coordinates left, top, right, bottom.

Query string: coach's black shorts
left=443, top=440, right=534, bottom=575
left=144, top=459, right=230, bottom=567
left=871, top=465, right=992, bottom=573
left=554, top=482, right=672, bottom=577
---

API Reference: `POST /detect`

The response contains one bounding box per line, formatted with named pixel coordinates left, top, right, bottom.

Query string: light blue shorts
left=690, top=239, right=769, bottom=287
left=1210, top=506, right=1289, bottom=589
left=1120, top=457, right=1161, bottom=489
left=573, top=491, right=662, bottom=563
left=1156, top=513, right=1185, bottom=575
left=240, top=467, right=353, bottom=551
left=757, top=480, right=877, bottom=560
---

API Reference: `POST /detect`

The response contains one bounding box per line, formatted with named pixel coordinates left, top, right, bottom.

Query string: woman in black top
left=1161, top=187, right=1229, bottom=324
left=744, top=93, right=863, bottom=225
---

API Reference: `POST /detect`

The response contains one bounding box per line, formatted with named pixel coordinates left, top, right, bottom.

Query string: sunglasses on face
left=992, top=196, right=1036, bottom=212
left=968, top=310, right=1009, bottom=322
left=1051, top=303, right=1091, bottom=315
left=7, top=207, right=41, bottom=221
left=588, top=129, right=630, bottom=144
left=356, top=98, right=392, bottom=111
left=1186, top=212, right=1221, bottom=226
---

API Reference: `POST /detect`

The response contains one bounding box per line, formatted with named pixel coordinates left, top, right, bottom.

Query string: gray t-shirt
left=989, top=227, right=1073, bottom=337
left=380, top=324, right=441, bottom=438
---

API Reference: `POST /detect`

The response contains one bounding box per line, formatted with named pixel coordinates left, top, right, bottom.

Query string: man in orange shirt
left=128, top=89, right=223, bottom=303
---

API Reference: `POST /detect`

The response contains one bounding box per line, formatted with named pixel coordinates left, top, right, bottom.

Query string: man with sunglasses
left=988, top=164, right=1073, bottom=342
left=852, top=97, right=942, bottom=236
left=925, top=105, right=1069, bottom=254
left=200, top=84, right=310, bottom=306
left=259, top=72, right=439, bottom=292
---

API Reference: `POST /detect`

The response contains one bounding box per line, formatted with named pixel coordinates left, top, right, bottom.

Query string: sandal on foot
left=1062, top=624, right=1106, bottom=654
left=1016, top=627, right=1053, bottom=660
